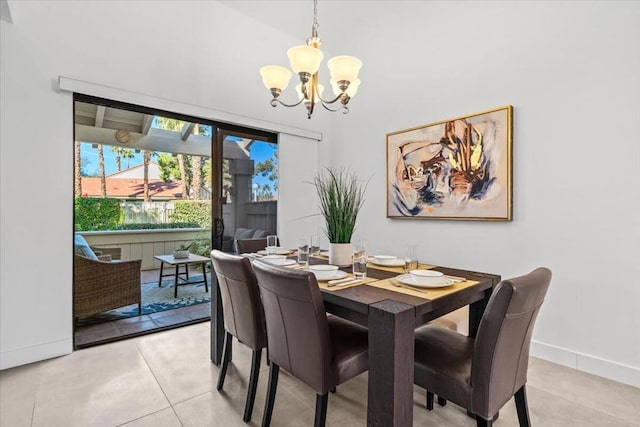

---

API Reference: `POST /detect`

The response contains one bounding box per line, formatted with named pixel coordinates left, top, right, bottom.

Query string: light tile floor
left=2, top=323, right=639, bottom=427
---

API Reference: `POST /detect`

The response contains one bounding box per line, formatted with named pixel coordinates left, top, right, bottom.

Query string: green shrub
left=170, top=200, right=211, bottom=228
left=115, top=222, right=201, bottom=230
left=189, top=231, right=212, bottom=258
left=75, top=198, right=122, bottom=231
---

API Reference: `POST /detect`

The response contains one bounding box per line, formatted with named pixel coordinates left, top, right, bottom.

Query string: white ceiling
left=220, top=0, right=365, bottom=50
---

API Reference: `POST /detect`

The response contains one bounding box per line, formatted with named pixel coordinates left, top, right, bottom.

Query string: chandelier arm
left=271, top=97, right=306, bottom=108
left=315, top=91, right=346, bottom=105
left=319, top=101, right=347, bottom=113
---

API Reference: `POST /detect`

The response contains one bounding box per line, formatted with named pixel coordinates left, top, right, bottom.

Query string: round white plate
left=396, top=274, right=454, bottom=288
left=369, top=257, right=406, bottom=267
left=258, top=248, right=292, bottom=255
left=261, top=258, right=297, bottom=267
left=313, top=270, right=347, bottom=281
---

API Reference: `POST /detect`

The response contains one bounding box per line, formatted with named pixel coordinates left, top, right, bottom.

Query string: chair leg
left=216, top=332, right=232, bottom=391
left=437, top=396, right=447, bottom=406
left=243, top=349, right=262, bottom=422
left=137, top=302, right=141, bottom=315
left=262, top=363, right=280, bottom=427
left=514, top=385, right=531, bottom=427
left=314, top=393, right=328, bottom=427
left=476, top=417, right=493, bottom=427
left=426, top=391, right=434, bottom=410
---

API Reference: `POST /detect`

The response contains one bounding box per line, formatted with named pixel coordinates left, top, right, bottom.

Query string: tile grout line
left=29, top=362, right=43, bottom=427
left=132, top=341, right=185, bottom=427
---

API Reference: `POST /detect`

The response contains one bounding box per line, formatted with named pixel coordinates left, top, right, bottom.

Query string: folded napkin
left=327, top=277, right=363, bottom=287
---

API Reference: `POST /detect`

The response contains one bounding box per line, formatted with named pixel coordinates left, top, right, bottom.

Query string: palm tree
left=121, top=148, right=135, bottom=169
left=142, top=150, right=156, bottom=202
left=111, top=146, right=122, bottom=171
left=177, top=154, right=188, bottom=199
left=154, top=116, right=190, bottom=199
left=98, top=144, right=106, bottom=197
left=192, top=125, right=201, bottom=200
left=74, top=140, right=82, bottom=197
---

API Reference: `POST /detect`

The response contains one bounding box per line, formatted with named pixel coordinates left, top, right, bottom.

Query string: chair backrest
left=232, top=228, right=269, bottom=253
left=471, top=267, right=552, bottom=417
left=252, top=260, right=333, bottom=393
left=210, top=250, right=267, bottom=351
left=236, top=238, right=268, bottom=255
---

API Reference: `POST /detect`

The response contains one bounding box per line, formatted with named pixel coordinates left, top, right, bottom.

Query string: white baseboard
left=0, top=338, right=72, bottom=370
left=531, top=340, right=640, bottom=389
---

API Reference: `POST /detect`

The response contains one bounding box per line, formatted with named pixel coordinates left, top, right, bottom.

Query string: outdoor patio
left=74, top=267, right=211, bottom=348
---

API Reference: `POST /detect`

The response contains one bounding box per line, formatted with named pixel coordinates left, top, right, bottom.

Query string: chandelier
left=259, top=0, right=362, bottom=119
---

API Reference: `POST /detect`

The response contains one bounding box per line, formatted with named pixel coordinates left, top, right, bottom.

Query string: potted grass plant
left=313, top=167, right=367, bottom=266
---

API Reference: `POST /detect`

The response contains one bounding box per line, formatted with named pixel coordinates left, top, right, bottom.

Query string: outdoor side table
left=154, top=254, right=210, bottom=298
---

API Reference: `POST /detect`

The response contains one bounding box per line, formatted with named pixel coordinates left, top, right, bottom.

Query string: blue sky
left=80, top=139, right=277, bottom=191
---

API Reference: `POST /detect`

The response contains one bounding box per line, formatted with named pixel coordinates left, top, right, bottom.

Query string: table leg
left=202, top=263, right=209, bottom=293
left=367, top=300, right=415, bottom=427
left=174, top=264, right=180, bottom=298
left=158, top=262, right=164, bottom=287
left=469, top=287, right=493, bottom=338
left=210, top=274, right=225, bottom=366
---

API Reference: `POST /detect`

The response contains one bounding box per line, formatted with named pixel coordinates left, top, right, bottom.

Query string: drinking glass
left=297, top=238, right=310, bottom=268
left=310, top=234, right=321, bottom=257
left=404, top=244, right=419, bottom=273
left=266, top=235, right=278, bottom=255
left=352, top=240, right=367, bottom=279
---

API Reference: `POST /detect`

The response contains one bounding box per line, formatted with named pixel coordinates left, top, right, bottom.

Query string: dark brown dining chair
left=210, top=250, right=267, bottom=422
left=236, top=238, right=268, bottom=255
left=414, top=267, right=552, bottom=427
left=252, top=260, right=369, bottom=427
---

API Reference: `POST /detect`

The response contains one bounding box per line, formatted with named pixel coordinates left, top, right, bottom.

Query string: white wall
left=0, top=0, right=325, bottom=369
left=322, top=1, right=640, bottom=386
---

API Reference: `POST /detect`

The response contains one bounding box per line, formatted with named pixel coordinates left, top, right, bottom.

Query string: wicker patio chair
left=73, top=254, right=142, bottom=319
left=90, top=246, right=122, bottom=261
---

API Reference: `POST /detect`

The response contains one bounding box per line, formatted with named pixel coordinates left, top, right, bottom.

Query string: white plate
left=257, top=258, right=297, bottom=267
left=396, top=274, right=454, bottom=288
left=258, top=248, right=292, bottom=255
left=313, top=270, right=347, bottom=282
left=369, top=257, right=406, bottom=267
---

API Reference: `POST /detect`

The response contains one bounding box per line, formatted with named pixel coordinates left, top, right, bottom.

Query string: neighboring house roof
left=81, top=177, right=184, bottom=199
left=108, top=162, right=163, bottom=180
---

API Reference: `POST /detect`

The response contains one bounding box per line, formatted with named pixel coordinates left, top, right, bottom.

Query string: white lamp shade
left=296, top=83, right=325, bottom=103
left=327, top=56, right=362, bottom=83
left=331, top=78, right=361, bottom=97
left=287, top=45, right=324, bottom=75
left=260, top=65, right=293, bottom=90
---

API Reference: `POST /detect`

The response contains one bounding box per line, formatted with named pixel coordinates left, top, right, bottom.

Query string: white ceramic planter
left=329, top=243, right=353, bottom=267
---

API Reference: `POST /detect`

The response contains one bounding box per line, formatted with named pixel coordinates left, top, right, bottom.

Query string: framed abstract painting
left=386, top=105, right=512, bottom=221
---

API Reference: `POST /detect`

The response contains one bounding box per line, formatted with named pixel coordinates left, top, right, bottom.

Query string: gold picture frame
left=386, top=105, right=513, bottom=221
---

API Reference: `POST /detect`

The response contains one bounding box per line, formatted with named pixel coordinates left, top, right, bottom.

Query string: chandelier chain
left=312, top=0, right=319, bottom=35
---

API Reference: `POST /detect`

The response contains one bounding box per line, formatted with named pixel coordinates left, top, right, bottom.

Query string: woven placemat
left=367, top=277, right=479, bottom=300
left=317, top=274, right=378, bottom=291
left=367, top=262, right=435, bottom=274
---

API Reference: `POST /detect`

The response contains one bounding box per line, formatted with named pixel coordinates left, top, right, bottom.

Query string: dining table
left=210, top=251, right=501, bottom=427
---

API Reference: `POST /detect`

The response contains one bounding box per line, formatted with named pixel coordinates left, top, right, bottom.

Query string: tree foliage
left=254, top=150, right=279, bottom=191
left=75, top=197, right=122, bottom=231
left=169, top=200, right=211, bottom=228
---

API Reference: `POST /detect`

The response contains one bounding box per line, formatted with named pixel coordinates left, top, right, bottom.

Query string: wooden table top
left=154, top=253, right=210, bottom=265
